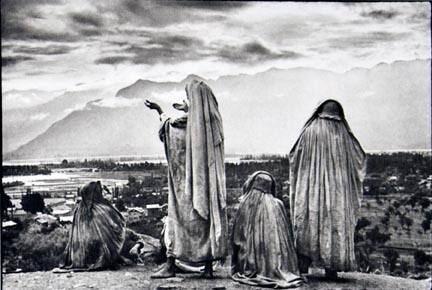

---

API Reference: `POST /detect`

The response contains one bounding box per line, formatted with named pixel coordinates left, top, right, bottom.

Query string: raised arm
left=144, top=99, right=164, bottom=117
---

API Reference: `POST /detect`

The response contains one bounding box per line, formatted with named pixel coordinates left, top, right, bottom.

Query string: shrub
left=383, top=248, right=399, bottom=272
left=21, top=193, right=45, bottom=214
left=414, top=250, right=430, bottom=266
left=356, top=217, right=371, bottom=231
left=2, top=220, right=70, bottom=272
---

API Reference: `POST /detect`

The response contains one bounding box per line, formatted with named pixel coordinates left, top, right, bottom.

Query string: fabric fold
left=61, top=181, right=126, bottom=270
left=160, top=80, right=227, bottom=262
left=231, top=171, right=304, bottom=288
left=289, top=99, right=366, bottom=271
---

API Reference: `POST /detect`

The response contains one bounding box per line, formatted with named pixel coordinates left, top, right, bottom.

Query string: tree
left=21, top=193, right=45, bottom=214
left=383, top=248, right=399, bottom=272
left=407, top=195, right=418, bottom=208
left=414, top=250, right=430, bottom=266
left=381, top=215, right=390, bottom=227
left=1, top=188, right=13, bottom=218
left=404, top=217, right=413, bottom=231
left=421, top=219, right=431, bottom=233
left=366, top=226, right=391, bottom=246
left=115, top=198, right=126, bottom=212
left=356, top=217, right=371, bottom=231
left=419, top=198, right=431, bottom=211
left=398, top=214, right=405, bottom=228
left=425, top=210, right=432, bottom=221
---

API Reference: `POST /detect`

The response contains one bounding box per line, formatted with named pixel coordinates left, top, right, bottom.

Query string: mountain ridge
left=4, top=59, right=431, bottom=160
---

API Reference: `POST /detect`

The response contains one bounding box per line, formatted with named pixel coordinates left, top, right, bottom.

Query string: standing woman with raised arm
left=145, top=79, right=228, bottom=279
left=289, top=99, right=366, bottom=279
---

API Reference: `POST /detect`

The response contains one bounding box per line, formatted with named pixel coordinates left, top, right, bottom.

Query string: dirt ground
left=2, top=264, right=430, bottom=290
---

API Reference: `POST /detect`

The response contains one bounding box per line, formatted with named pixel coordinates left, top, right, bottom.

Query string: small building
left=126, top=207, right=147, bottom=223
left=2, top=220, right=17, bottom=229
left=65, top=200, right=76, bottom=207
left=59, top=216, right=74, bottom=224
left=146, top=203, right=167, bottom=216
left=34, top=213, right=57, bottom=225
left=52, top=205, right=72, bottom=216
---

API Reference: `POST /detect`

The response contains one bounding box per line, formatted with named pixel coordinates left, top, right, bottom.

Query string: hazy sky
left=2, top=1, right=430, bottom=103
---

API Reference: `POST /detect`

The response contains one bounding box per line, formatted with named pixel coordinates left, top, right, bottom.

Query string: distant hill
left=2, top=89, right=112, bottom=154
left=5, top=59, right=431, bottom=160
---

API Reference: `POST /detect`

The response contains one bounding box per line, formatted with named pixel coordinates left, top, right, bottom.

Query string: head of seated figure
left=243, top=171, right=276, bottom=196
left=80, top=181, right=103, bottom=205
left=319, top=100, right=343, bottom=118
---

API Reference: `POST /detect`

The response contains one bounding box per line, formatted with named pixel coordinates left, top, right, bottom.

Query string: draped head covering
left=290, top=99, right=364, bottom=156
left=184, top=79, right=227, bottom=259
left=80, top=181, right=103, bottom=207
left=242, top=171, right=276, bottom=196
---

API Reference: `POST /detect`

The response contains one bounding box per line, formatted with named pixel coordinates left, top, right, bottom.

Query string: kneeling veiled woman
left=61, top=181, right=126, bottom=271
left=231, top=171, right=304, bottom=288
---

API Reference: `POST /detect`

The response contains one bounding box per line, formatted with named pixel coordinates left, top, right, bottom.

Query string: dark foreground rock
left=2, top=264, right=430, bottom=290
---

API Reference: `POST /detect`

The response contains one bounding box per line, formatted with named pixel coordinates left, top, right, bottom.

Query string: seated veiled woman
left=60, top=181, right=126, bottom=271
left=231, top=171, right=304, bottom=288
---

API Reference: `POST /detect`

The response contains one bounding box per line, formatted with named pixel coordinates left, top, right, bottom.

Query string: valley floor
left=2, top=264, right=430, bottom=290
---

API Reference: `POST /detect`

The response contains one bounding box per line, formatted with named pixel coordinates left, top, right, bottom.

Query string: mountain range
left=4, top=59, right=431, bottom=160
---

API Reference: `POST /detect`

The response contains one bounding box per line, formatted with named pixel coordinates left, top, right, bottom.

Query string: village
left=2, top=151, right=432, bottom=278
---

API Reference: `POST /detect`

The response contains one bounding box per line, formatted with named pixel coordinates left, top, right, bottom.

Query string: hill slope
left=2, top=89, right=113, bottom=154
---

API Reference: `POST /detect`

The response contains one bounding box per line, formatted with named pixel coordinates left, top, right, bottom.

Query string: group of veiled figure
left=58, top=80, right=366, bottom=289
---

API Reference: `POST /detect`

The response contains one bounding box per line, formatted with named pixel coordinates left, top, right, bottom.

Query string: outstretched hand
left=145, top=99, right=163, bottom=114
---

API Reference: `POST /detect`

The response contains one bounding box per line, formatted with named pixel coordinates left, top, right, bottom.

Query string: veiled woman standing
left=61, top=181, right=126, bottom=271
left=289, top=99, right=366, bottom=278
left=231, top=171, right=303, bottom=288
left=145, top=79, right=228, bottom=278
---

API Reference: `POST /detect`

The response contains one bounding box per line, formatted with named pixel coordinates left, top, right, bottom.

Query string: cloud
left=69, top=12, right=103, bottom=27
left=92, top=97, right=141, bottom=108
left=1, top=0, right=78, bottom=42
left=157, top=1, right=249, bottom=11
left=13, top=45, right=76, bottom=55
left=63, top=102, right=89, bottom=115
left=2, top=90, right=56, bottom=109
left=29, top=113, right=50, bottom=121
left=1, top=21, right=79, bottom=42
left=1, top=2, right=430, bottom=95
left=327, top=31, right=410, bottom=50
left=2, top=56, right=34, bottom=67
left=95, top=33, right=207, bottom=65
left=361, top=10, right=399, bottom=20
left=95, top=56, right=131, bottom=65
left=97, top=35, right=302, bottom=66
left=215, top=41, right=303, bottom=64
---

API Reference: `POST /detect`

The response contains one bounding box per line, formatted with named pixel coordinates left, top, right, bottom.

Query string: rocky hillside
left=2, top=266, right=430, bottom=290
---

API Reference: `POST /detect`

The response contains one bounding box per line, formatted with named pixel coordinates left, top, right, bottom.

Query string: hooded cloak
left=231, top=171, right=303, bottom=288
left=61, top=181, right=126, bottom=270
left=184, top=80, right=227, bottom=260
left=159, top=80, right=227, bottom=262
left=289, top=99, right=366, bottom=271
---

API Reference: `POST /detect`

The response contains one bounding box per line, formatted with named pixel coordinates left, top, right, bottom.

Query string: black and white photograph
left=1, top=1, right=431, bottom=289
